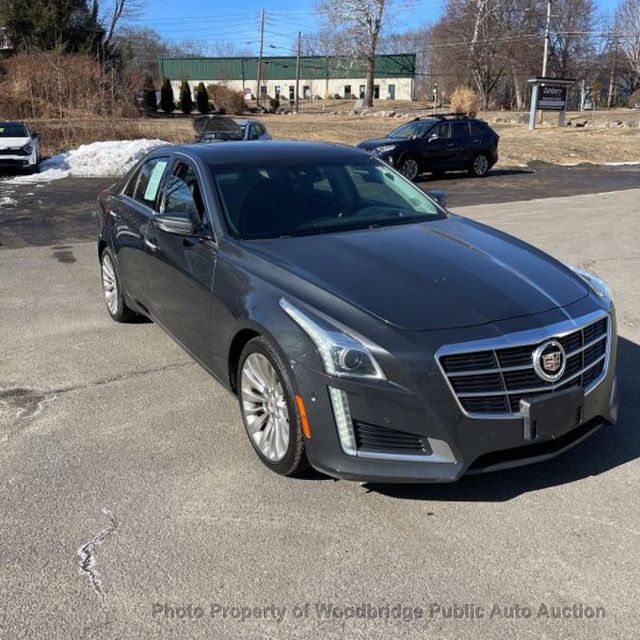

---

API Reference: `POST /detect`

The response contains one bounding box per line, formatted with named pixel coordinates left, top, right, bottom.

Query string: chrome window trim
left=435, top=309, right=611, bottom=420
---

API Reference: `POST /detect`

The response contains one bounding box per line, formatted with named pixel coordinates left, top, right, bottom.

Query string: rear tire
left=469, top=152, right=490, bottom=177
left=100, top=247, right=136, bottom=322
left=238, top=336, right=308, bottom=476
left=398, top=155, right=420, bottom=181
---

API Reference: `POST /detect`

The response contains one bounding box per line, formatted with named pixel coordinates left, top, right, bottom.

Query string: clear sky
left=134, top=0, right=620, bottom=56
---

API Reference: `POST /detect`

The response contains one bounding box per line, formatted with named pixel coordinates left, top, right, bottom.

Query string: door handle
left=145, top=238, right=160, bottom=252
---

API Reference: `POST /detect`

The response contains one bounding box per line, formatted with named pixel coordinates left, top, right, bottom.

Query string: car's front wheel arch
left=228, top=327, right=261, bottom=393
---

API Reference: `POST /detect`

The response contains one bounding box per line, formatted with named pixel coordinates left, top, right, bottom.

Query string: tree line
left=305, top=0, right=640, bottom=108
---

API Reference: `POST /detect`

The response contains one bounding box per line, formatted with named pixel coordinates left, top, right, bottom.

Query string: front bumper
left=292, top=304, right=618, bottom=483
left=0, top=153, right=37, bottom=168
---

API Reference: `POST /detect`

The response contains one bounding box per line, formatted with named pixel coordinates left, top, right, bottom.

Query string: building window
left=388, top=84, right=396, bottom=100
left=303, top=85, right=310, bottom=99
left=275, top=85, right=281, bottom=97
left=344, top=84, right=351, bottom=98
left=260, top=85, right=267, bottom=97
left=359, top=85, right=365, bottom=99
left=374, top=85, right=380, bottom=99
left=289, top=85, right=295, bottom=101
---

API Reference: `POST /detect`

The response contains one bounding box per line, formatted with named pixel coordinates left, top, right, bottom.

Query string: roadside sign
left=539, top=85, right=567, bottom=111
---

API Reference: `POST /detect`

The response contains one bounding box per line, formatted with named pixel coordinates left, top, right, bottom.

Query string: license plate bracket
left=520, top=387, right=584, bottom=441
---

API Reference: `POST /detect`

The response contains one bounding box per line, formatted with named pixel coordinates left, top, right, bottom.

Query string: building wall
left=171, top=77, right=414, bottom=102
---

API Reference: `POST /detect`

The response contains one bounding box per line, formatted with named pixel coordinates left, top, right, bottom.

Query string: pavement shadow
left=365, top=335, right=639, bottom=502
left=417, top=167, right=533, bottom=184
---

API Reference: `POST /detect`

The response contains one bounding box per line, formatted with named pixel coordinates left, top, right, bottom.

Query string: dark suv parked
left=357, top=116, right=499, bottom=181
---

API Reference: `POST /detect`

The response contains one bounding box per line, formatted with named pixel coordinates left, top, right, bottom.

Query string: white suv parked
left=0, top=122, right=40, bottom=173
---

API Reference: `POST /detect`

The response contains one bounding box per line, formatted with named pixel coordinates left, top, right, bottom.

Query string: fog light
left=328, top=387, right=357, bottom=456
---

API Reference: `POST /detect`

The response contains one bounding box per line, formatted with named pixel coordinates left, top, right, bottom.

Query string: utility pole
left=607, top=32, right=619, bottom=109
left=541, top=0, right=553, bottom=78
left=256, top=9, right=265, bottom=108
left=295, top=31, right=301, bottom=114
left=535, top=0, right=553, bottom=126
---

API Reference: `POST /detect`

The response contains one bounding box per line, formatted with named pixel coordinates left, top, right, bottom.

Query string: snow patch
left=0, top=196, right=18, bottom=208
left=6, top=139, right=168, bottom=185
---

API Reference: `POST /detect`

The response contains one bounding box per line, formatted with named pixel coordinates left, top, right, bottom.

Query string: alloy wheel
left=399, top=157, right=419, bottom=181
left=101, top=254, right=119, bottom=316
left=240, top=353, right=290, bottom=462
left=473, top=154, right=489, bottom=176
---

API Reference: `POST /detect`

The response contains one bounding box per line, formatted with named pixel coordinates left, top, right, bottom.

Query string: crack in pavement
left=2, top=360, right=194, bottom=403
left=1, top=361, right=194, bottom=437
left=77, top=508, right=119, bottom=612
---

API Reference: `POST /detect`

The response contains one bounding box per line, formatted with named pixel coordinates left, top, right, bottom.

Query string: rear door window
left=470, top=121, right=488, bottom=136
left=133, top=157, right=170, bottom=209
left=451, top=121, right=471, bottom=139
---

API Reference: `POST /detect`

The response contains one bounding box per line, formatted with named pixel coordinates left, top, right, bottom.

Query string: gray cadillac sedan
left=96, top=141, right=617, bottom=482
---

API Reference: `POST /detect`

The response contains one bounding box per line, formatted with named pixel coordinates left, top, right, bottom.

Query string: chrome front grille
left=437, top=313, right=610, bottom=417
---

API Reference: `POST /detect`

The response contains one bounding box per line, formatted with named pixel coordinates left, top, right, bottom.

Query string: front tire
left=469, top=152, right=490, bottom=177
left=398, top=155, right=420, bottom=181
left=100, top=248, right=136, bottom=322
left=238, top=337, right=308, bottom=476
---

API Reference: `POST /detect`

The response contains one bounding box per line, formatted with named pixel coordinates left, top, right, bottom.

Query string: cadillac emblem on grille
left=532, top=340, right=566, bottom=383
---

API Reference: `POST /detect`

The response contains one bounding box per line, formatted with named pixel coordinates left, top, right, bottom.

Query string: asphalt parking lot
left=1, top=169, right=639, bottom=639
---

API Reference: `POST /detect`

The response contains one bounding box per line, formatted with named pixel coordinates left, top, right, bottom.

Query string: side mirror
left=427, top=190, right=447, bottom=208
left=32, top=132, right=40, bottom=138
left=153, top=212, right=196, bottom=235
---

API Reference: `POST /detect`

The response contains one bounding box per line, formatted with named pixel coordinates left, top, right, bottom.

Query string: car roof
left=166, top=140, right=369, bottom=164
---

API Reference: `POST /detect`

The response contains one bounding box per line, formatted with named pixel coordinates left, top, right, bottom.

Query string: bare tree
left=100, top=0, right=145, bottom=49
left=112, top=26, right=205, bottom=81
left=379, top=26, right=434, bottom=98
left=435, top=0, right=521, bottom=109
left=317, top=0, right=405, bottom=107
left=297, top=28, right=352, bottom=56
left=616, top=0, right=640, bottom=84
left=547, top=0, right=598, bottom=79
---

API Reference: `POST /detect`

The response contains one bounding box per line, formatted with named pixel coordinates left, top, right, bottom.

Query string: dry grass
left=27, top=119, right=148, bottom=157
left=30, top=106, right=640, bottom=166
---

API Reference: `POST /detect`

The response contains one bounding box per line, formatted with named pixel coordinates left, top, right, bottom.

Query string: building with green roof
left=160, top=54, right=416, bottom=102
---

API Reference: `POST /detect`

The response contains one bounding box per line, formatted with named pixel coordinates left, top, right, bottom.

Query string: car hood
left=192, top=115, right=243, bottom=138
left=247, top=216, right=589, bottom=331
left=357, top=138, right=396, bottom=150
left=0, top=136, right=31, bottom=149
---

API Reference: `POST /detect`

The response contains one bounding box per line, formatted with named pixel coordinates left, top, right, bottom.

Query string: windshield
left=212, top=157, right=445, bottom=240
left=0, top=123, right=28, bottom=138
left=387, top=119, right=438, bottom=139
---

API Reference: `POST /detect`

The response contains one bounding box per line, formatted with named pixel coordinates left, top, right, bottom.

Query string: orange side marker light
left=295, top=394, right=311, bottom=439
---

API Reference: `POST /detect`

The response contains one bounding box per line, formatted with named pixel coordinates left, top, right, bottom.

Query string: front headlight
left=372, top=144, right=397, bottom=155
left=22, top=143, right=33, bottom=154
left=568, top=265, right=611, bottom=301
left=280, top=299, right=386, bottom=380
